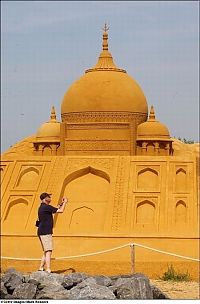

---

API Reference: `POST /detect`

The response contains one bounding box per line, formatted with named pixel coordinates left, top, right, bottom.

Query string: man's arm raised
left=56, top=197, right=68, bottom=213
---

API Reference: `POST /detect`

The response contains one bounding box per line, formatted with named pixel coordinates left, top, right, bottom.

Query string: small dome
left=137, top=106, right=171, bottom=141
left=61, top=27, right=148, bottom=117
left=36, top=106, right=60, bottom=142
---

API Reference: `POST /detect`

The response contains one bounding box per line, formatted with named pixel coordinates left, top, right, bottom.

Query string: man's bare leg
left=38, top=252, right=46, bottom=271
left=45, top=250, right=52, bottom=273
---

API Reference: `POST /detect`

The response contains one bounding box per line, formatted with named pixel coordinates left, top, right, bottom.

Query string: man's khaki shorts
left=39, top=234, right=53, bottom=251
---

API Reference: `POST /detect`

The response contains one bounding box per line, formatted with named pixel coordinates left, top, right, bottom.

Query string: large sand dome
left=61, top=71, right=148, bottom=114
left=61, top=28, right=148, bottom=119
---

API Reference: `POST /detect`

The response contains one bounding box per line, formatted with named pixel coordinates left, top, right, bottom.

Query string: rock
left=37, top=283, right=46, bottom=290
left=92, top=275, right=112, bottom=287
left=1, top=281, right=8, bottom=299
left=3, top=268, right=19, bottom=275
left=1, top=269, right=160, bottom=300
left=76, top=277, right=97, bottom=287
left=112, top=277, right=131, bottom=289
left=12, top=283, right=37, bottom=299
left=36, top=290, right=71, bottom=300
left=69, top=278, right=116, bottom=300
left=62, top=272, right=89, bottom=288
left=38, top=283, right=65, bottom=293
left=1, top=268, right=23, bottom=284
left=114, top=273, right=153, bottom=299
left=36, top=284, right=71, bottom=300
left=61, top=277, right=74, bottom=289
left=22, top=274, right=30, bottom=283
left=3, top=269, right=24, bottom=294
left=4, top=294, right=14, bottom=299
left=110, top=273, right=135, bottom=281
left=71, top=285, right=116, bottom=300
left=27, top=278, right=39, bottom=285
left=28, top=272, right=68, bottom=299
left=151, top=284, right=170, bottom=299
left=29, top=271, right=65, bottom=286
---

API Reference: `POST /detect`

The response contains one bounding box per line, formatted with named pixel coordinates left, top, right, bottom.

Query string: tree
left=177, top=137, right=194, bottom=144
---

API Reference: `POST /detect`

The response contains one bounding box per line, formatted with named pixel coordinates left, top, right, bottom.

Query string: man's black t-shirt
left=37, top=203, right=58, bottom=235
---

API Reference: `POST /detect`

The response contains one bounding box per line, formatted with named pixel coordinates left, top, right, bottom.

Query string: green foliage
left=160, top=264, right=191, bottom=282
left=177, top=137, right=194, bottom=144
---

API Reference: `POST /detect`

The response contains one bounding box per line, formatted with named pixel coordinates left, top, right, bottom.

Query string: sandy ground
left=150, top=279, right=200, bottom=299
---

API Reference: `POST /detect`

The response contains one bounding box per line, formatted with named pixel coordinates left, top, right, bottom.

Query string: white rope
left=0, top=243, right=129, bottom=261
left=54, top=243, right=129, bottom=260
left=1, top=242, right=199, bottom=262
left=132, top=242, right=200, bottom=262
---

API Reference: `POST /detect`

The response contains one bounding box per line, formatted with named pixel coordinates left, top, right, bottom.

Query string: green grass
left=160, top=264, right=191, bottom=282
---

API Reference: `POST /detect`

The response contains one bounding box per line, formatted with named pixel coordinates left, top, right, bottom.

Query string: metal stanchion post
left=130, top=244, right=135, bottom=274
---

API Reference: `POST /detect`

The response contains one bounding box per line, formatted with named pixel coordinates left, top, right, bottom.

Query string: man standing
left=37, top=192, right=68, bottom=273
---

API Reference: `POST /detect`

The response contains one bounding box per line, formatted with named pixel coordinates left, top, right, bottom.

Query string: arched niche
left=69, top=206, right=94, bottom=233
left=136, top=200, right=155, bottom=224
left=175, top=200, right=187, bottom=224
left=3, top=198, right=29, bottom=233
left=63, top=166, right=110, bottom=202
left=42, top=145, right=52, bottom=156
left=137, top=168, right=158, bottom=191
left=54, top=166, right=110, bottom=234
left=146, top=143, right=155, bottom=155
left=62, top=166, right=110, bottom=187
left=175, top=168, right=187, bottom=192
left=16, top=167, right=39, bottom=189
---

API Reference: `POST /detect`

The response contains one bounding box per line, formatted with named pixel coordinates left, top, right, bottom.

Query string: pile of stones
left=1, top=268, right=169, bottom=300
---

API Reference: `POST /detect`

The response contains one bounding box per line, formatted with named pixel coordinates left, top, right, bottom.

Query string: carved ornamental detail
left=46, top=157, right=67, bottom=194
left=111, top=157, right=127, bottom=231
left=65, top=158, right=114, bottom=176
left=62, top=111, right=147, bottom=123
left=64, top=140, right=129, bottom=151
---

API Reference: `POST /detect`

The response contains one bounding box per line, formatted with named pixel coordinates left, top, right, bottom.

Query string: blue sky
left=1, top=1, right=199, bottom=152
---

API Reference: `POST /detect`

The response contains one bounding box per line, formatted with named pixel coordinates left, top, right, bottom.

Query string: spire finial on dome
left=149, top=105, right=156, bottom=120
left=103, top=22, right=109, bottom=32
left=102, top=22, right=109, bottom=51
left=85, top=24, right=126, bottom=73
left=50, top=106, right=57, bottom=122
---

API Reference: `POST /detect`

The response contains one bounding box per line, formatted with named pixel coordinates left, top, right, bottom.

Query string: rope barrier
left=0, top=243, right=129, bottom=261
left=1, top=242, right=200, bottom=262
left=132, top=242, right=200, bottom=262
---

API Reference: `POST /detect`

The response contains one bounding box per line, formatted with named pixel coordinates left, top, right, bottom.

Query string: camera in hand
left=35, top=220, right=40, bottom=227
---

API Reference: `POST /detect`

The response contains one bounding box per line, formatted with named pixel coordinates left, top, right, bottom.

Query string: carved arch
left=54, top=167, right=110, bottom=233
left=175, top=168, right=187, bottom=192
left=137, top=168, right=159, bottom=190
left=59, top=166, right=110, bottom=200
left=69, top=206, right=94, bottom=231
left=42, top=145, right=52, bottom=156
left=138, top=168, right=158, bottom=176
left=146, top=142, right=155, bottom=147
left=176, top=168, right=186, bottom=175
left=146, top=143, right=155, bottom=155
left=3, top=198, right=29, bottom=232
left=175, top=200, right=187, bottom=223
left=4, top=198, right=28, bottom=221
left=16, top=167, right=39, bottom=188
left=176, top=200, right=186, bottom=207
left=136, top=200, right=156, bottom=224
